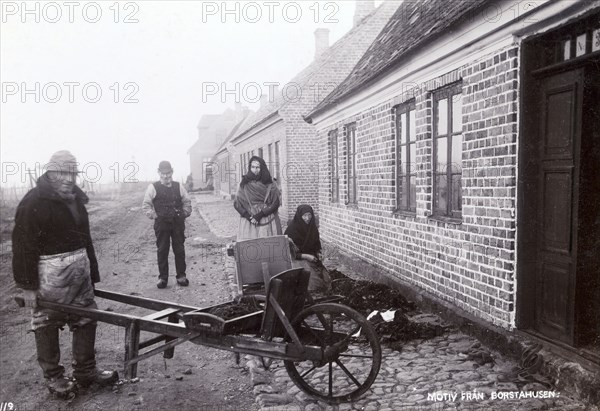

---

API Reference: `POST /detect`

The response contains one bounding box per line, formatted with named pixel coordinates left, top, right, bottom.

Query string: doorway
left=518, top=12, right=600, bottom=360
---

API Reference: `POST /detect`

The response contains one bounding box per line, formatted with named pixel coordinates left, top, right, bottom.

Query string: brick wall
left=317, top=45, right=520, bottom=329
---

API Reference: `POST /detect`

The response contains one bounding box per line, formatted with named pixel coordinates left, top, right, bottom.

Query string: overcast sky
left=1, top=0, right=382, bottom=186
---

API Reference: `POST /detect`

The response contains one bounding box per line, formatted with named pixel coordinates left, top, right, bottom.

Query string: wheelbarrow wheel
left=284, top=303, right=381, bottom=404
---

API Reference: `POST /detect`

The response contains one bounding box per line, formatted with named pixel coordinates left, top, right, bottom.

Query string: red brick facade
left=317, top=45, right=520, bottom=328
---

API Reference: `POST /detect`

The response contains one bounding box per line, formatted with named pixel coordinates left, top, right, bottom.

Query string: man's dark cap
left=158, top=161, right=173, bottom=173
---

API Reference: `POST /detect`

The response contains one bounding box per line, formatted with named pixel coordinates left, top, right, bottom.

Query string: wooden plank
left=38, top=300, right=143, bottom=327
left=125, top=336, right=196, bottom=367
left=261, top=262, right=270, bottom=290
left=94, top=289, right=200, bottom=312
left=268, top=294, right=303, bottom=352
left=124, top=321, right=140, bottom=378
left=138, top=335, right=167, bottom=350
left=142, top=307, right=180, bottom=321
left=164, top=314, right=178, bottom=359
left=37, top=300, right=198, bottom=338
left=234, top=236, right=293, bottom=291
left=261, top=268, right=309, bottom=340
left=189, top=334, right=323, bottom=362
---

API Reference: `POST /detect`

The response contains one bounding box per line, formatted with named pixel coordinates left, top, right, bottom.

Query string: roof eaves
left=230, top=110, right=280, bottom=143
left=306, top=0, right=495, bottom=122
left=214, top=114, right=250, bottom=155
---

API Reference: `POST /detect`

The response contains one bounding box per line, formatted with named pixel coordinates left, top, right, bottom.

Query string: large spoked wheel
left=284, top=303, right=381, bottom=404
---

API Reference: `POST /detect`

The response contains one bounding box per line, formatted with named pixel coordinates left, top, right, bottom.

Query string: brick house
left=306, top=0, right=599, bottom=365
left=215, top=0, right=401, bottom=223
left=188, top=104, right=249, bottom=189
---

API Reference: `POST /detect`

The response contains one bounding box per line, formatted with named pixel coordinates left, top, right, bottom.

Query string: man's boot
left=34, top=326, right=77, bottom=398
left=72, top=323, right=118, bottom=387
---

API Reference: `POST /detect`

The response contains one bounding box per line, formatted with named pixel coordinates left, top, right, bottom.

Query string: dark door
left=534, top=69, right=583, bottom=345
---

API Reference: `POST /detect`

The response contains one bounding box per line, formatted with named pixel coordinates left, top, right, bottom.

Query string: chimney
left=314, top=28, right=330, bottom=60
left=354, top=0, right=375, bottom=26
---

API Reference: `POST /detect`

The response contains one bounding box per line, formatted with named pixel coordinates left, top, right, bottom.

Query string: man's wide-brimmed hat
left=46, top=150, right=80, bottom=174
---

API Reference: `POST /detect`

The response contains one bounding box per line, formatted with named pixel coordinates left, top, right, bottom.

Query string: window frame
left=394, top=101, right=417, bottom=213
left=433, top=83, right=463, bottom=219
left=329, top=129, right=339, bottom=202
left=345, top=123, right=357, bottom=205
left=267, top=143, right=273, bottom=171
left=274, top=141, right=280, bottom=180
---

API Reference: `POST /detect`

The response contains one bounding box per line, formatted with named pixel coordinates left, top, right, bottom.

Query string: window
left=258, top=147, right=263, bottom=158
left=395, top=101, right=416, bottom=212
left=267, top=143, right=273, bottom=172
left=433, top=84, right=463, bottom=219
left=346, top=123, right=357, bottom=204
left=205, top=162, right=213, bottom=183
left=558, top=25, right=600, bottom=61
left=329, top=130, right=339, bottom=202
left=274, top=141, right=280, bottom=180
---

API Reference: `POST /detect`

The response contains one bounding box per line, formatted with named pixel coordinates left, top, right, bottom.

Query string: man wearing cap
left=12, top=150, right=118, bottom=398
left=142, top=161, right=192, bottom=288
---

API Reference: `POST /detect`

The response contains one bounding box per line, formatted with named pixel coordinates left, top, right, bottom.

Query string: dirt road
left=0, top=187, right=258, bottom=411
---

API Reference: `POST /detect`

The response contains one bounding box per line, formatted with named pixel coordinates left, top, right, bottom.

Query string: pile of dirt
left=368, top=311, right=445, bottom=351
left=328, top=270, right=445, bottom=348
left=208, top=298, right=262, bottom=320
left=344, top=281, right=415, bottom=313
left=330, top=274, right=415, bottom=314
left=328, top=269, right=347, bottom=281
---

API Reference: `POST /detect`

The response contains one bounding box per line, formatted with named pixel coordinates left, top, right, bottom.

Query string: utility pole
left=26, top=168, right=38, bottom=189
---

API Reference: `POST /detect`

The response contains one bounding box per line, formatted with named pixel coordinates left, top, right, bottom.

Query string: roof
left=196, top=114, right=220, bottom=130
left=307, top=0, right=492, bottom=120
left=189, top=107, right=251, bottom=154
left=213, top=114, right=251, bottom=158
left=231, top=0, right=401, bottom=141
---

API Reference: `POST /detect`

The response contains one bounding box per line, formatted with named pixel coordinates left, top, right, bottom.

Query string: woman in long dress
left=233, top=156, right=282, bottom=240
left=285, top=204, right=331, bottom=292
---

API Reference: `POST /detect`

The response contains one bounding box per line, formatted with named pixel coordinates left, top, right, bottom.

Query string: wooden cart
left=26, top=267, right=381, bottom=404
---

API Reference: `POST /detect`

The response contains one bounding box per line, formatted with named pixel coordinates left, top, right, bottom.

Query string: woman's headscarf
left=285, top=204, right=321, bottom=255
left=240, top=156, right=273, bottom=187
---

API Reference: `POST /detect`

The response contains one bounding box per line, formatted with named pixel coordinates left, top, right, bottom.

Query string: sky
left=1, top=0, right=382, bottom=186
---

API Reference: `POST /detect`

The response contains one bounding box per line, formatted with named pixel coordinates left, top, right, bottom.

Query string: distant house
left=212, top=116, right=248, bottom=198
left=188, top=104, right=249, bottom=189
left=306, top=0, right=599, bottom=362
left=216, top=0, right=401, bottom=223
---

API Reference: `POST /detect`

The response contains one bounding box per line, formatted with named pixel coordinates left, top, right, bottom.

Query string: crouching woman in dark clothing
left=285, top=204, right=331, bottom=292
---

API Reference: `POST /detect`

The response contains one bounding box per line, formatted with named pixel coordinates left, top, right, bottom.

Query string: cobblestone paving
left=193, top=195, right=597, bottom=411
left=192, top=193, right=238, bottom=239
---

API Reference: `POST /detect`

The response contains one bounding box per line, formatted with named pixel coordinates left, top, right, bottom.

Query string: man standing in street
left=12, top=150, right=118, bottom=398
left=142, top=160, right=192, bottom=288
